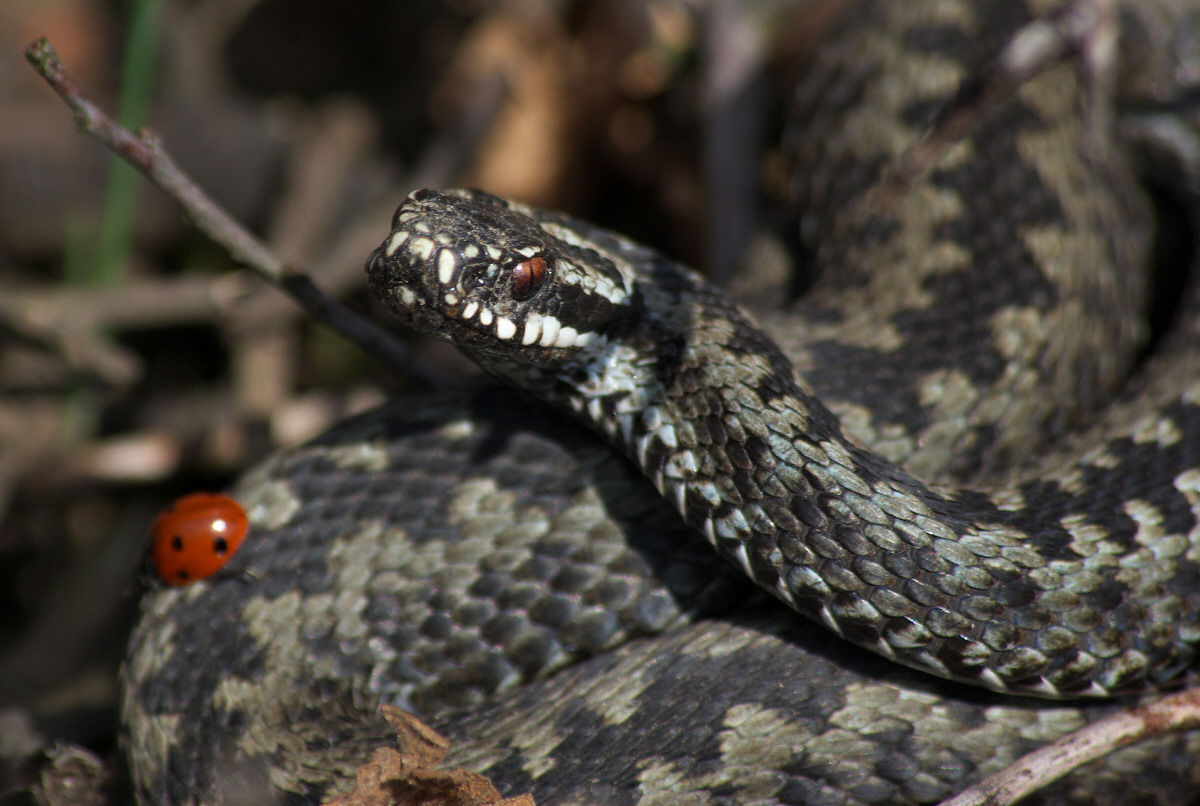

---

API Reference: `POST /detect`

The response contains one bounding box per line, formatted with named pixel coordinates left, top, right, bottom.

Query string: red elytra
left=151, top=492, right=248, bottom=586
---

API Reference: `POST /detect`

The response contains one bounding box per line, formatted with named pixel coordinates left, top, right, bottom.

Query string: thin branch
left=0, top=275, right=252, bottom=388
left=939, top=687, right=1200, bottom=806
left=281, top=271, right=431, bottom=377
left=24, top=37, right=443, bottom=390
left=0, top=276, right=251, bottom=332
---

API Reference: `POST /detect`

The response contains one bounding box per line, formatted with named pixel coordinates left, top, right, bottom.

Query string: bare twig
left=0, top=275, right=254, bottom=388
left=23, top=37, right=443, bottom=390
left=216, top=69, right=511, bottom=328
left=939, top=687, right=1200, bottom=806
left=0, top=275, right=253, bottom=332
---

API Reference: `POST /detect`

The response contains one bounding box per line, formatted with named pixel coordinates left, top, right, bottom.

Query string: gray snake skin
left=122, top=1, right=1200, bottom=804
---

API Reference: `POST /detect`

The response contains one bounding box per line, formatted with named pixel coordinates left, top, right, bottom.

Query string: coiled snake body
left=123, top=2, right=1200, bottom=804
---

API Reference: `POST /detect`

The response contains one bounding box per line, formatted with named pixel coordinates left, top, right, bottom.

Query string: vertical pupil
left=214, top=537, right=229, bottom=555
left=512, top=256, right=546, bottom=301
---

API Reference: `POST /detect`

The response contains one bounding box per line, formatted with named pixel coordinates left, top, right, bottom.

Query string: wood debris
left=322, top=705, right=535, bottom=806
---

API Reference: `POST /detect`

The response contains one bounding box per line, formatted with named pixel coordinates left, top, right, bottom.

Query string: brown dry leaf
left=321, top=705, right=535, bottom=806
left=29, top=743, right=109, bottom=806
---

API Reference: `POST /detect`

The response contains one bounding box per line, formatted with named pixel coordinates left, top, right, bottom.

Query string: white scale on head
left=496, top=317, right=517, bottom=340
left=391, top=213, right=614, bottom=350
left=384, top=229, right=409, bottom=256
left=538, top=221, right=636, bottom=306
left=426, top=245, right=595, bottom=349
left=437, top=249, right=457, bottom=285
left=409, top=237, right=437, bottom=262
left=477, top=308, right=590, bottom=349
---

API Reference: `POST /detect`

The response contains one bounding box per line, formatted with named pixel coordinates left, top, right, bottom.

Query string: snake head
left=366, top=188, right=640, bottom=366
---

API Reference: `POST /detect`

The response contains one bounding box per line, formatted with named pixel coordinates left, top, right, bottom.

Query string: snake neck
left=481, top=256, right=1198, bottom=701
left=368, top=188, right=1199, bottom=699
left=467, top=259, right=1027, bottom=696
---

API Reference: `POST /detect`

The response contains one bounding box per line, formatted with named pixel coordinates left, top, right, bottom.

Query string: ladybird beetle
left=151, top=492, right=248, bottom=586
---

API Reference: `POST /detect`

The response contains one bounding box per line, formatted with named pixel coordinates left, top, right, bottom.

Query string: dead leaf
left=321, top=705, right=534, bottom=806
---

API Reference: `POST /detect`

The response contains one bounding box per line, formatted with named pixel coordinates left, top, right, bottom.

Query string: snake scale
left=122, top=1, right=1200, bottom=804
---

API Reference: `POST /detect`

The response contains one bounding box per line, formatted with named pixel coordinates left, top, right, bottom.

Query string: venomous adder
left=123, top=1, right=1200, bottom=804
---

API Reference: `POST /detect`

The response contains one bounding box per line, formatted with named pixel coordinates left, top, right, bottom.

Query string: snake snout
left=367, top=188, right=640, bottom=359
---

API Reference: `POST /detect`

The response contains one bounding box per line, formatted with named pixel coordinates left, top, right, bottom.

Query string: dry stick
left=1, top=276, right=251, bottom=331
left=0, top=312, right=142, bottom=389
left=235, top=71, right=509, bottom=327
left=0, top=275, right=256, bottom=387
left=24, top=37, right=443, bottom=390
left=940, top=687, right=1200, bottom=806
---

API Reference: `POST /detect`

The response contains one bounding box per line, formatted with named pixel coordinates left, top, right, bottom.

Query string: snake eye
left=511, top=256, right=547, bottom=301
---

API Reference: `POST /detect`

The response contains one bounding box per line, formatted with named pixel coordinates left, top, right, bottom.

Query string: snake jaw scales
left=368, top=188, right=639, bottom=365
left=368, top=187, right=1198, bottom=699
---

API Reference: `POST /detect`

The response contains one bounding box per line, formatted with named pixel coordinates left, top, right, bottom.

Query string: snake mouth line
left=367, top=251, right=600, bottom=350
left=367, top=189, right=634, bottom=354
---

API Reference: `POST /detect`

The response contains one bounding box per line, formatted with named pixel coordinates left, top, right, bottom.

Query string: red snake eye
left=511, top=256, right=547, bottom=301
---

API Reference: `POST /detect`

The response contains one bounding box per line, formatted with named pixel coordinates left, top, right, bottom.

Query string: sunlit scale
left=437, top=249, right=457, bottom=284
left=540, top=316, right=560, bottom=346
left=384, top=229, right=409, bottom=256
left=410, top=237, right=436, bottom=262
left=522, top=316, right=543, bottom=345
left=451, top=300, right=596, bottom=349
left=408, top=222, right=606, bottom=350
left=151, top=492, right=249, bottom=586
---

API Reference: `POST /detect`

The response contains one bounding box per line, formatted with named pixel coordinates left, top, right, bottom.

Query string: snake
left=121, top=1, right=1200, bottom=804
